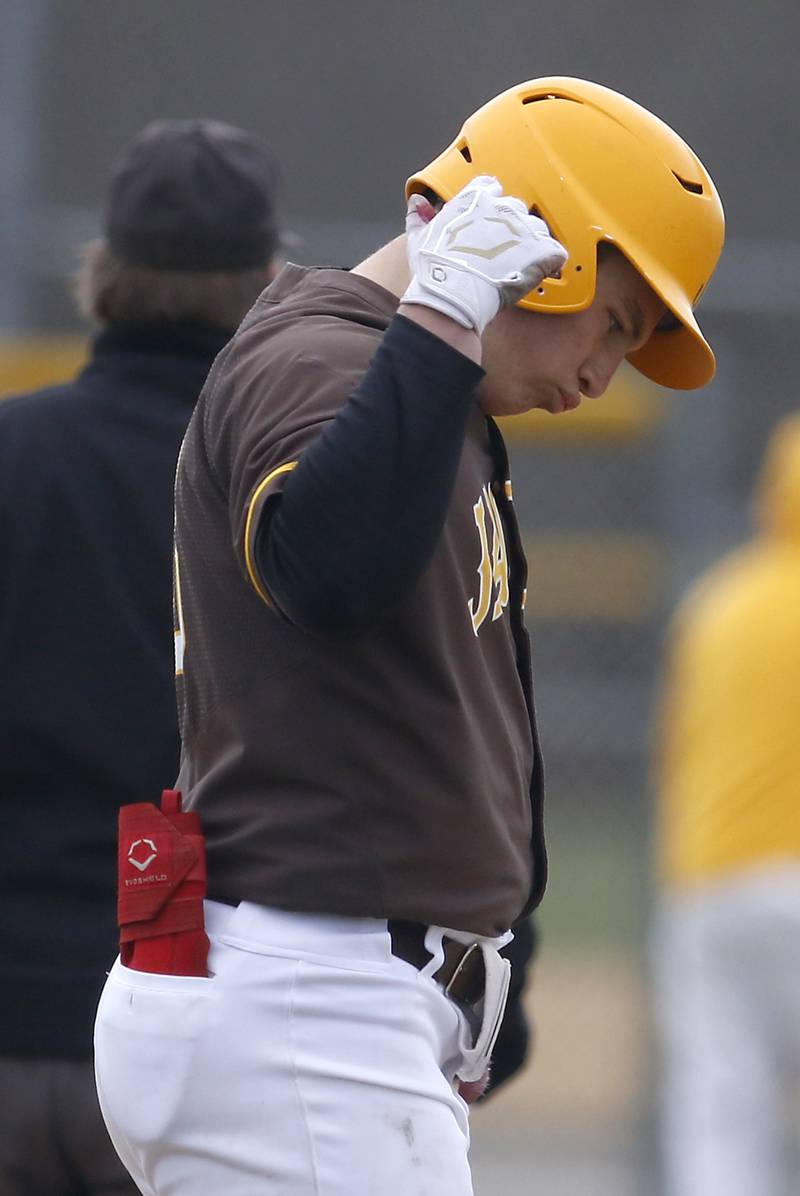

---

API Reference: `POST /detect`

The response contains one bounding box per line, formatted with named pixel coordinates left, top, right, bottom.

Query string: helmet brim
left=624, top=246, right=716, bottom=389
left=628, top=316, right=716, bottom=390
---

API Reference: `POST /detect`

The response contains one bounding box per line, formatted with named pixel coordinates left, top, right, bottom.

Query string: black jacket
left=0, top=322, right=229, bottom=1056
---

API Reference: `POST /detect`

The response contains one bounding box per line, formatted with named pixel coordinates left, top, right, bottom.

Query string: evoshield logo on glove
left=444, top=211, right=524, bottom=261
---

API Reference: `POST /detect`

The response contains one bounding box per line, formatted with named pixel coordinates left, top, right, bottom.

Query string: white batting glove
left=401, top=175, right=568, bottom=336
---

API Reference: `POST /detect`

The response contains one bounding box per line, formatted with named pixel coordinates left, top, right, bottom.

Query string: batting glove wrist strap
left=403, top=252, right=502, bottom=331
left=401, top=175, right=568, bottom=337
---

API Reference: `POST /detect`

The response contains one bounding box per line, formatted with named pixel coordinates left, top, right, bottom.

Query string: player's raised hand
left=401, top=175, right=568, bottom=337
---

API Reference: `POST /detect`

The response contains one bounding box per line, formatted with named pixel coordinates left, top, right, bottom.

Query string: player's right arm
left=255, top=314, right=481, bottom=637
left=247, top=178, right=565, bottom=638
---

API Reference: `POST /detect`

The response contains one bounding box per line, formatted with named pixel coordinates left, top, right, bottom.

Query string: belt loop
left=421, top=926, right=446, bottom=979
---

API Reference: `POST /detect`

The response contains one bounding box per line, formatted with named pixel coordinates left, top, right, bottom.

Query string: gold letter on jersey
left=468, top=486, right=510, bottom=636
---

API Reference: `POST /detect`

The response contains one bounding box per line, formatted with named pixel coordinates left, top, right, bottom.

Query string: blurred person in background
left=0, top=117, right=284, bottom=1195
left=652, top=413, right=800, bottom=1196
left=94, top=78, right=723, bottom=1196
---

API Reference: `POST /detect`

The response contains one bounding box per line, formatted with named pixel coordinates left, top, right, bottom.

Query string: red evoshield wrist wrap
left=118, top=789, right=209, bottom=976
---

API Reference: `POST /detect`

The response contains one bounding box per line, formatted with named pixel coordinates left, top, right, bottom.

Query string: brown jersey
left=173, top=264, right=545, bottom=936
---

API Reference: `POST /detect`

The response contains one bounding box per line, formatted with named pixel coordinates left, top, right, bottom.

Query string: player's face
left=477, top=249, right=666, bottom=417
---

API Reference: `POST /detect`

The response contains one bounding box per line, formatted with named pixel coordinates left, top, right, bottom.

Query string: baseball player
left=94, top=77, right=724, bottom=1195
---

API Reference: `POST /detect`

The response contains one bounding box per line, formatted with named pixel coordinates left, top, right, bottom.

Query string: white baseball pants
left=94, top=900, right=475, bottom=1195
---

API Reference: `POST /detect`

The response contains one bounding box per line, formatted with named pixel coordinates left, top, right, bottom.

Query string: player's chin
left=481, top=391, right=546, bottom=418
left=528, top=394, right=563, bottom=417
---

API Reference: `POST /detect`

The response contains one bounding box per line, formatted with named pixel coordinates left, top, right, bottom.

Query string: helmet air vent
left=521, top=92, right=582, bottom=105
left=458, top=142, right=472, bottom=163
left=672, top=171, right=704, bottom=195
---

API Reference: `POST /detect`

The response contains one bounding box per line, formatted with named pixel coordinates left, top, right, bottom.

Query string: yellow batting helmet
left=406, top=77, right=724, bottom=390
